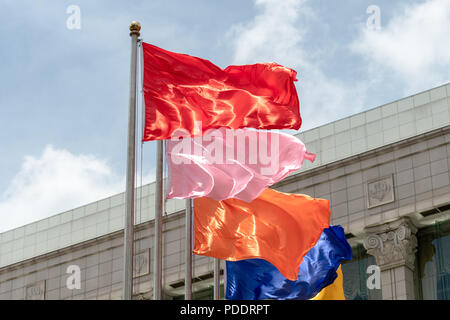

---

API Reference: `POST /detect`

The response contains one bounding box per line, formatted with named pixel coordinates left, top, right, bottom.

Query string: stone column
left=363, top=217, right=418, bottom=300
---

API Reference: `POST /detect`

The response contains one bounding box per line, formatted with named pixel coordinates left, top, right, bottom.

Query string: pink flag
left=166, top=128, right=315, bottom=202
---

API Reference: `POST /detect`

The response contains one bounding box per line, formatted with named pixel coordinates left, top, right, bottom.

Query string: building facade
left=1, top=84, right=450, bottom=300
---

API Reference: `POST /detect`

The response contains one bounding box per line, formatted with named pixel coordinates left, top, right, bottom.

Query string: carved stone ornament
left=134, top=290, right=153, bottom=300
left=25, top=281, right=46, bottom=300
left=134, top=249, right=150, bottom=278
left=366, top=175, right=395, bottom=208
left=363, top=217, right=418, bottom=271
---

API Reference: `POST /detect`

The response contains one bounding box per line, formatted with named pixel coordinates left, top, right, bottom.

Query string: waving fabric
left=142, top=42, right=301, bottom=141
left=225, top=226, right=352, bottom=300
left=166, top=128, right=315, bottom=202
left=193, top=188, right=330, bottom=281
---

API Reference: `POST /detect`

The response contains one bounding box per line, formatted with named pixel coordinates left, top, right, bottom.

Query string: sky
left=0, top=0, right=449, bottom=232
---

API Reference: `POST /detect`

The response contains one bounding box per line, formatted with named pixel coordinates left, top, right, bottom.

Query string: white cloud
left=351, top=0, right=450, bottom=93
left=229, top=0, right=309, bottom=68
left=226, top=0, right=369, bottom=130
left=0, top=145, right=124, bottom=232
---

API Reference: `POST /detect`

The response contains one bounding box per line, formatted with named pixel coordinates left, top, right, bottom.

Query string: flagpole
left=214, top=259, right=220, bottom=299
left=223, top=261, right=227, bottom=299
left=153, top=139, right=164, bottom=299
left=185, top=199, right=193, bottom=299
left=123, top=21, right=140, bottom=300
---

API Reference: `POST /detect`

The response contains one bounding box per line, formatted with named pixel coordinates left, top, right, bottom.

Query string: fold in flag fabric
left=225, top=226, right=352, bottom=300
left=193, top=188, right=330, bottom=280
left=311, top=265, right=346, bottom=300
left=166, top=127, right=316, bottom=202
left=142, top=42, right=301, bottom=141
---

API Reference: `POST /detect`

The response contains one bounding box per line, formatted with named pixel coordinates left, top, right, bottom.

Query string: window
left=342, top=244, right=382, bottom=300
left=417, top=220, right=450, bottom=300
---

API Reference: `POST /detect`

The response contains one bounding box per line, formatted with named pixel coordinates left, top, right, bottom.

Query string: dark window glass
left=417, top=220, right=450, bottom=300
left=342, top=244, right=382, bottom=300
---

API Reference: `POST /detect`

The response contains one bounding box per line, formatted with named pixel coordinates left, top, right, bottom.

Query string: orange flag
left=193, top=188, right=330, bottom=281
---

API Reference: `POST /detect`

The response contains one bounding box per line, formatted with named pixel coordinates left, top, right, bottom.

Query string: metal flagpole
left=223, top=260, right=227, bottom=300
left=123, top=21, right=141, bottom=300
left=153, top=139, right=164, bottom=299
left=185, top=199, right=193, bottom=299
left=214, top=259, right=220, bottom=299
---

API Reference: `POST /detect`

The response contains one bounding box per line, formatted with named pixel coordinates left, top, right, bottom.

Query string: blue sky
left=0, top=0, right=449, bottom=231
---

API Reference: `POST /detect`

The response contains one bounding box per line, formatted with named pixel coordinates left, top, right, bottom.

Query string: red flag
left=142, top=43, right=301, bottom=141
left=193, top=188, right=330, bottom=281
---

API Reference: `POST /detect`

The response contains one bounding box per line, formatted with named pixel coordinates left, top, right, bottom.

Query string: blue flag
left=226, top=225, right=353, bottom=300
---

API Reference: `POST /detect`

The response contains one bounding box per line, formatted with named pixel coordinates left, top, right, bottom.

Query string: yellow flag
left=311, top=265, right=346, bottom=300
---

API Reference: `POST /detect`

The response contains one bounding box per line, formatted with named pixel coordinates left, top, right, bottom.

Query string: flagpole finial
left=129, top=21, right=141, bottom=37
